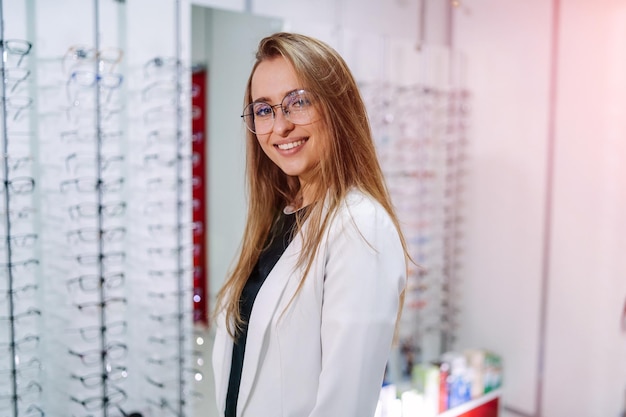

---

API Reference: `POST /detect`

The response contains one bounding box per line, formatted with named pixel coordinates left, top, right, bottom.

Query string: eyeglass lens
left=242, top=89, right=315, bottom=134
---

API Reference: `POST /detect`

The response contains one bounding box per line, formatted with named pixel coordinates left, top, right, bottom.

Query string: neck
left=296, top=183, right=316, bottom=209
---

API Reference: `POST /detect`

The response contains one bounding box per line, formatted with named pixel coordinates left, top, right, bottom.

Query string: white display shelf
left=438, top=390, right=502, bottom=417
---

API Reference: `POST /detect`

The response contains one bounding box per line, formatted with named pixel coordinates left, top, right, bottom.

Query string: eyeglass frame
left=68, top=342, right=127, bottom=367
left=1, top=39, right=32, bottom=67
left=62, top=45, right=124, bottom=75
left=241, top=89, right=318, bottom=134
left=70, top=384, right=127, bottom=410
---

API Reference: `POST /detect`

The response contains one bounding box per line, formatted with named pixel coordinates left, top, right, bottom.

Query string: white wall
left=453, top=0, right=626, bottom=416
left=452, top=0, right=553, bottom=413
left=544, top=0, right=626, bottom=415
left=193, top=0, right=428, bottom=47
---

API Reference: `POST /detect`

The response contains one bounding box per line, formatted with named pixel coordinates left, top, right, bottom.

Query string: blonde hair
left=213, top=32, right=409, bottom=337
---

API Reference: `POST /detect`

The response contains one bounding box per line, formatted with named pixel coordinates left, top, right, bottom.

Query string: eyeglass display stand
left=1, top=43, right=23, bottom=417
left=0, top=2, right=42, bottom=417
left=93, top=8, right=127, bottom=417
left=357, top=43, right=470, bottom=397
left=0, top=0, right=198, bottom=416
left=358, top=42, right=502, bottom=416
left=138, top=2, right=195, bottom=415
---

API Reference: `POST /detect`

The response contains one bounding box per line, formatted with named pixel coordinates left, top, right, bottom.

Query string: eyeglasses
left=0, top=284, right=38, bottom=302
left=60, top=176, right=124, bottom=194
left=0, top=259, right=39, bottom=277
left=241, top=89, right=317, bottom=134
left=3, top=96, right=33, bottom=121
left=0, top=334, right=39, bottom=352
left=66, top=70, right=124, bottom=104
left=146, top=373, right=196, bottom=390
left=74, top=251, right=125, bottom=267
left=0, top=358, right=41, bottom=380
left=0, top=233, right=38, bottom=249
left=143, top=56, right=181, bottom=78
left=149, top=310, right=190, bottom=324
left=71, top=365, right=128, bottom=389
left=148, top=266, right=201, bottom=280
left=1, top=177, right=35, bottom=194
left=67, top=272, right=125, bottom=293
left=62, top=45, right=124, bottom=74
left=68, top=342, right=127, bottom=366
left=146, top=397, right=179, bottom=415
left=68, top=320, right=127, bottom=342
left=6, top=155, right=33, bottom=173
left=60, top=128, right=123, bottom=144
left=22, top=404, right=44, bottom=417
left=2, top=67, right=31, bottom=94
left=75, top=297, right=127, bottom=315
left=0, top=381, right=42, bottom=410
left=1, top=39, right=32, bottom=67
left=68, top=201, right=126, bottom=220
left=66, top=226, right=126, bottom=244
left=0, top=206, right=36, bottom=222
left=68, top=70, right=123, bottom=90
left=70, top=384, right=127, bottom=410
left=0, top=308, right=40, bottom=324
left=65, top=152, right=124, bottom=175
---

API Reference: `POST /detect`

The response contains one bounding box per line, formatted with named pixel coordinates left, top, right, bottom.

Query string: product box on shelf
left=441, top=352, right=472, bottom=409
left=377, top=349, right=502, bottom=417
left=411, top=362, right=444, bottom=416
left=410, top=349, right=502, bottom=415
left=464, top=349, right=503, bottom=397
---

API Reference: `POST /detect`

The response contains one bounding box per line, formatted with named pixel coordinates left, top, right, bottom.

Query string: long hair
left=213, top=32, right=409, bottom=338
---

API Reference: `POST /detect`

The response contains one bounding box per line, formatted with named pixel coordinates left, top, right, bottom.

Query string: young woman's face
left=250, top=56, right=326, bottom=189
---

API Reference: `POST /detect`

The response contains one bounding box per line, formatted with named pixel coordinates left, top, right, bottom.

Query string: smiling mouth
left=276, top=139, right=307, bottom=150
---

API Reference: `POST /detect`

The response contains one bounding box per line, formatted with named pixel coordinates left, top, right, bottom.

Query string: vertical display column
left=191, top=67, right=207, bottom=326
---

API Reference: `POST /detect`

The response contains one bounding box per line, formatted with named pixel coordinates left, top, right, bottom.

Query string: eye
left=252, top=102, right=273, bottom=118
left=284, top=92, right=312, bottom=111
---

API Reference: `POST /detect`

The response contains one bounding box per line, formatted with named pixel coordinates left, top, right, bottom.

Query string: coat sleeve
left=308, top=199, right=407, bottom=417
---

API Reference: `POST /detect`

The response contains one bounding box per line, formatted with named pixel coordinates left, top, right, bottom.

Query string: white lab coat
left=212, top=189, right=407, bottom=417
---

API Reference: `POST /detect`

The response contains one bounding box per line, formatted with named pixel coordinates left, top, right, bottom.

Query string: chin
left=281, top=169, right=304, bottom=178
left=278, top=164, right=306, bottom=178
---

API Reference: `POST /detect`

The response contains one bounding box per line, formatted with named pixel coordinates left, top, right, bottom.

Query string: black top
left=224, top=211, right=299, bottom=417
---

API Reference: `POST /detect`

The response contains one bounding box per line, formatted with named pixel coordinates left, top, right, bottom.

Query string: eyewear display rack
left=358, top=42, right=469, bottom=377
left=0, top=1, right=204, bottom=417
left=0, top=3, right=41, bottom=416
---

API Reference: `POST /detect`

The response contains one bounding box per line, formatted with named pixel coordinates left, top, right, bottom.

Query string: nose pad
left=272, top=106, right=294, bottom=134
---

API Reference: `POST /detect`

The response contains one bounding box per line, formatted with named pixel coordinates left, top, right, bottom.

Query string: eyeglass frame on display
left=0, top=39, right=32, bottom=67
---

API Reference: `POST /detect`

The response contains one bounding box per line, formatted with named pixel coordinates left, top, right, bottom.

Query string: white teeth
left=277, top=139, right=305, bottom=150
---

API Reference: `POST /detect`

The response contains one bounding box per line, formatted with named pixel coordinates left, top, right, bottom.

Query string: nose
left=272, top=106, right=294, bottom=135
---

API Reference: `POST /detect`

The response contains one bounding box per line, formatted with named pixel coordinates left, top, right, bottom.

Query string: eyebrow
left=252, top=88, right=301, bottom=104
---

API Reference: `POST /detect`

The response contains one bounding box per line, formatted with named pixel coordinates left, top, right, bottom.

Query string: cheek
left=256, top=134, right=272, bottom=152
left=313, top=129, right=331, bottom=158
left=256, top=135, right=278, bottom=162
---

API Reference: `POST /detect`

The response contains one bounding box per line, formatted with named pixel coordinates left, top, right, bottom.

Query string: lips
left=275, top=138, right=307, bottom=150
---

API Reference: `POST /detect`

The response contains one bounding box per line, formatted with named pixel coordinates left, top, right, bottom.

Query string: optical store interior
left=1, top=0, right=625, bottom=417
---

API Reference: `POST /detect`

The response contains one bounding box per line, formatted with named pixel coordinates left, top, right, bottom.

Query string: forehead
left=250, top=56, right=301, bottom=102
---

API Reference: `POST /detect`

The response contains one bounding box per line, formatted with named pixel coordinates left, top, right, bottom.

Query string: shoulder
left=338, top=189, right=392, bottom=223
left=329, top=189, right=399, bottom=242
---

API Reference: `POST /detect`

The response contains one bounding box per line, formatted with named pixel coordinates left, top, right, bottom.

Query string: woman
left=212, top=32, right=409, bottom=417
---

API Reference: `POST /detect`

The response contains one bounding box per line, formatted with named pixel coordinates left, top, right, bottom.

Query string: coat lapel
left=213, top=316, right=232, bottom=416
left=236, top=229, right=302, bottom=415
